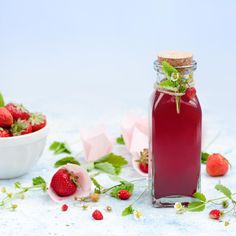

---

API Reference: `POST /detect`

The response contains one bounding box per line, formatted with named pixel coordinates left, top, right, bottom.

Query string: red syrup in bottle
left=150, top=51, right=202, bottom=207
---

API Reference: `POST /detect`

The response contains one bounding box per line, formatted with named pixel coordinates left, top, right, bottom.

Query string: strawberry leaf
left=162, top=61, right=178, bottom=77
left=32, top=176, right=47, bottom=191
left=159, top=79, right=178, bottom=92
left=0, top=93, right=4, bottom=107
left=49, top=141, right=71, bottom=155
left=188, top=202, right=205, bottom=212
left=94, top=162, right=117, bottom=175
left=122, top=205, right=134, bottom=216
left=215, top=184, right=232, bottom=200
left=116, top=135, right=125, bottom=145
left=96, top=153, right=128, bottom=166
left=201, top=152, right=210, bottom=164
left=90, top=177, right=102, bottom=193
left=193, top=192, right=206, bottom=202
left=54, top=156, right=80, bottom=168
left=94, top=153, right=128, bottom=175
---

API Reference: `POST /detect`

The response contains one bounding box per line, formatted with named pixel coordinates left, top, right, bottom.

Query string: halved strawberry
left=11, top=119, right=32, bottom=136
left=5, top=103, right=30, bottom=120
left=0, top=128, right=11, bottom=138
left=0, top=107, right=13, bottom=127
left=29, top=113, right=47, bottom=132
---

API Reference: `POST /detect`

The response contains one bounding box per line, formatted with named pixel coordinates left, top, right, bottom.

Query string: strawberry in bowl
left=0, top=94, right=49, bottom=179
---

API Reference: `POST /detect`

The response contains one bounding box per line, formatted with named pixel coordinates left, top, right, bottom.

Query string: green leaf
left=94, top=162, right=117, bottom=175
left=162, top=61, right=178, bottom=77
left=32, top=176, right=47, bottom=191
left=159, top=79, right=178, bottom=92
left=193, top=192, right=206, bottom=202
left=86, top=162, right=95, bottom=172
left=116, top=135, right=125, bottom=145
left=201, top=152, right=210, bottom=164
left=49, top=141, right=71, bottom=155
left=0, top=93, right=4, bottom=107
left=215, top=184, right=232, bottom=199
left=110, top=181, right=134, bottom=198
left=188, top=202, right=205, bottom=212
left=96, top=153, right=128, bottom=166
left=122, top=205, right=134, bottom=216
left=14, top=182, right=21, bottom=189
left=108, top=174, right=127, bottom=182
left=94, top=153, right=128, bottom=175
left=54, top=156, right=80, bottom=168
left=90, top=177, right=102, bottom=191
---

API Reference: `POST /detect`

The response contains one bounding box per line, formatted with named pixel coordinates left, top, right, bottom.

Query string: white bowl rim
left=0, top=124, right=49, bottom=147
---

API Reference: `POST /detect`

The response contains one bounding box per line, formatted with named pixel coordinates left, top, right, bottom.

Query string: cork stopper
left=158, top=51, right=193, bottom=67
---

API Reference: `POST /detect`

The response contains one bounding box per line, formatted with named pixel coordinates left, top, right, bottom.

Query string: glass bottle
left=150, top=51, right=202, bottom=207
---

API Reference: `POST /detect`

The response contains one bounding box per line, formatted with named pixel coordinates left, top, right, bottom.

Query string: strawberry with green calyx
left=5, top=103, right=30, bottom=120
left=11, top=119, right=32, bottom=136
left=29, top=112, right=47, bottom=132
left=0, top=128, right=11, bottom=138
left=206, top=153, right=229, bottom=177
left=0, top=107, right=13, bottom=127
left=50, top=168, right=80, bottom=197
left=136, top=149, right=149, bottom=174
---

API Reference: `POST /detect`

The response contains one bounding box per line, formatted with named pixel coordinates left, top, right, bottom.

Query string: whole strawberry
left=117, top=189, right=132, bottom=200
left=29, top=113, right=47, bottom=132
left=186, top=87, right=196, bottom=100
left=206, top=153, right=229, bottom=177
left=137, top=149, right=149, bottom=174
left=5, top=103, right=30, bottom=120
left=61, top=204, right=69, bottom=212
left=209, top=209, right=221, bottom=220
left=0, top=107, right=13, bottom=127
left=92, top=210, right=103, bottom=220
left=139, top=162, right=148, bottom=173
left=11, top=119, right=32, bottom=136
left=0, top=128, right=11, bottom=138
left=50, top=168, right=79, bottom=197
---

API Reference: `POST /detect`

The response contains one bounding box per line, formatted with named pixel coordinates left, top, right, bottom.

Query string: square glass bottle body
left=150, top=60, right=202, bottom=207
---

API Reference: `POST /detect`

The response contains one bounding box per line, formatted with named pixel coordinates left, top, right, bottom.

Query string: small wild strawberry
left=117, top=189, right=132, bottom=200
left=61, top=204, right=68, bottom=211
left=186, top=87, right=196, bottom=99
left=92, top=209, right=103, bottom=220
left=209, top=209, right=221, bottom=220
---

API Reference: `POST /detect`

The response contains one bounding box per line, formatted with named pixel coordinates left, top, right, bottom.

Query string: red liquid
left=151, top=91, right=202, bottom=199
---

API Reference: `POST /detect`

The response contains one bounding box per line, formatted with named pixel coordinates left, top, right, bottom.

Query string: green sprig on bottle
left=160, top=61, right=193, bottom=114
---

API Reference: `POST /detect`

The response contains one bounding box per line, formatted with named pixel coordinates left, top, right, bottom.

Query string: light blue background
left=1, top=0, right=236, bottom=131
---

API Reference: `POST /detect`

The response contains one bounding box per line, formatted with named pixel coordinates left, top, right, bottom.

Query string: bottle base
left=152, top=195, right=195, bottom=208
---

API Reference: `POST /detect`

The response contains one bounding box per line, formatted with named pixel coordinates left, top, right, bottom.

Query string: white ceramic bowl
left=0, top=125, right=49, bottom=179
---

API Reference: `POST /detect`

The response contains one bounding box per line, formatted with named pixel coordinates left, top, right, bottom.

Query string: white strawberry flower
left=174, top=202, right=182, bottom=210
left=174, top=202, right=185, bottom=214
